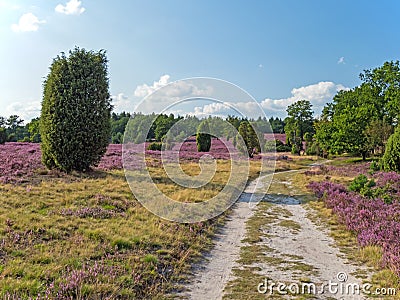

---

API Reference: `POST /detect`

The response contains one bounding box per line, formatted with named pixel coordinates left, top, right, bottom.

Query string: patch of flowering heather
left=132, top=138, right=234, bottom=169
left=40, top=259, right=119, bottom=299
left=372, top=171, right=400, bottom=202
left=325, top=162, right=371, bottom=177
left=177, top=137, right=233, bottom=161
left=0, top=142, right=44, bottom=184
left=96, top=144, right=123, bottom=170
left=264, top=133, right=286, bottom=144
left=60, top=206, right=124, bottom=219
left=308, top=174, right=400, bottom=275
left=1, top=139, right=258, bottom=184
left=143, top=137, right=236, bottom=163
left=92, top=193, right=134, bottom=212
left=0, top=143, right=126, bottom=184
left=307, top=181, right=347, bottom=199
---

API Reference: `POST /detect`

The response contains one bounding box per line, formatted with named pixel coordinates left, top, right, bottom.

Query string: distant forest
left=0, top=113, right=285, bottom=144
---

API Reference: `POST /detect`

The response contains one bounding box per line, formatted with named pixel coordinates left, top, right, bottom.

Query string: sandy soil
left=178, top=170, right=369, bottom=300
left=177, top=174, right=271, bottom=299
left=255, top=196, right=367, bottom=299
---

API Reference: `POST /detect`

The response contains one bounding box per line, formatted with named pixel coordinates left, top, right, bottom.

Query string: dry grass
left=0, top=158, right=262, bottom=299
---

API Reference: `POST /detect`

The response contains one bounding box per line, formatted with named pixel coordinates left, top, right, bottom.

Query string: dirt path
left=251, top=195, right=367, bottom=299
left=179, top=169, right=369, bottom=300
left=177, top=173, right=271, bottom=300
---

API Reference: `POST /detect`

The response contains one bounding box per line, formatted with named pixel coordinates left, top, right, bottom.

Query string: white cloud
left=261, top=81, right=349, bottom=117
left=196, top=101, right=260, bottom=117
left=55, top=0, right=85, bottom=15
left=11, top=13, right=45, bottom=32
left=337, top=56, right=345, bottom=64
left=133, top=75, right=217, bottom=114
left=134, top=75, right=171, bottom=98
left=5, top=101, right=41, bottom=123
left=111, top=93, right=137, bottom=113
left=192, top=82, right=349, bottom=119
left=0, top=0, right=20, bottom=10
left=134, top=75, right=215, bottom=100
left=132, top=77, right=347, bottom=119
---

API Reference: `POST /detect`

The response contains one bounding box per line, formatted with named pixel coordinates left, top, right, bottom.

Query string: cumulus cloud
left=337, top=56, right=345, bottom=64
left=134, top=75, right=171, bottom=98
left=55, top=0, right=85, bottom=15
left=133, top=75, right=215, bottom=115
left=11, top=13, right=45, bottom=32
left=192, top=102, right=232, bottom=118
left=5, top=101, right=41, bottom=123
left=132, top=77, right=345, bottom=119
left=189, top=82, right=349, bottom=119
left=192, top=101, right=262, bottom=119
left=134, top=75, right=214, bottom=100
left=111, top=93, right=137, bottom=113
left=261, top=81, right=349, bottom=117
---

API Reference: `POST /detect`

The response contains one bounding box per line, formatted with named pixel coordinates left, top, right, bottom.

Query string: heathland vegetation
left=1, top=46, right=400, bottom=298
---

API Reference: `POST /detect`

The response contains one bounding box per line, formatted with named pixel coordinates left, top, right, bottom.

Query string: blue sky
left=1, top=0, right=400, bottom=122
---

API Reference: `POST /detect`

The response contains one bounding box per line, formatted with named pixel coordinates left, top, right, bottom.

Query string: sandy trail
left=179, top=169, right=368, bottom=300
left=257, top=194, right=366, bottom=299
left=177, top=173, right=271, bottom=300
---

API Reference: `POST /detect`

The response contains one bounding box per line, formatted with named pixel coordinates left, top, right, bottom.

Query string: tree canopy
left=284, top=100, right=314, bottom=153
left=315, top=60, right=400, bottom=160
left=40, top=47, right=112, bottom=172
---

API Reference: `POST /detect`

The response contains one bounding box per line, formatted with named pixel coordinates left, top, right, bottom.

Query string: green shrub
left=305, top=141, right=319, bottom=155
left=196, top=120, right=211, bottom=152
left=265, top=139, right=291, bottom=152
left=349, top=174, right=376, bottom=197
left=147, top=142, right=162, bottom=151
left=0, top=128, right=6, bottom=144
left=349, top=174, right=368, bottom=192
left=40, top=47, right=112, bottom=172
left=7, top=133, right=16, bottom=142
left=111, top=132, right=123, bottom=144
left=291, top=144, right=300, bottom=155
left=276, top=143, right=291, bottom=152
left=382, top=126, right=400, bottom=172
left=111, top=239, right=132, bottom=250
left=264, top=140, right=275, bottom=152
left=369, top=160, right=380, bottom=172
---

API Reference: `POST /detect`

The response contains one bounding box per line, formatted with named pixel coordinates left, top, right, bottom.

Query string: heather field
left=0, top=138, right=237, bottom=185
left=0, top=140, right=266, bottom=299
left=2, top=140, right=400, bottom=298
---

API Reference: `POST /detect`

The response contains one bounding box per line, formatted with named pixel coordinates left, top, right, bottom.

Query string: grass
left=147, top=159, right=267, bottom=203
left=277, top=219, right=301, bottom=233
left=0, top=158, right=262, bottom=299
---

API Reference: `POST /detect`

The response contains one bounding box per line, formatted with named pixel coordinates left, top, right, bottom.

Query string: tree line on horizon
left=1, top=46, right=399, bottom=172
left=0, top=112, right=286, bottom=145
